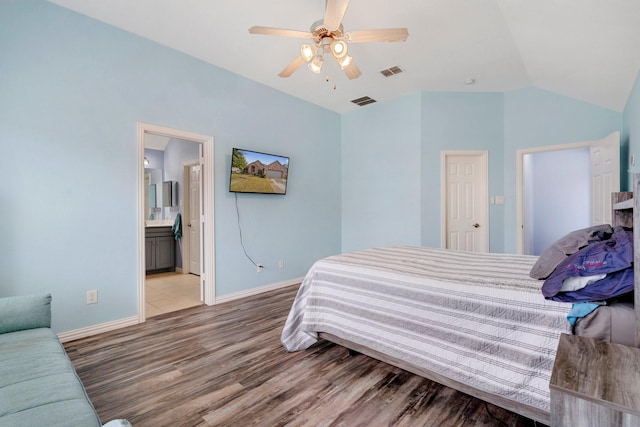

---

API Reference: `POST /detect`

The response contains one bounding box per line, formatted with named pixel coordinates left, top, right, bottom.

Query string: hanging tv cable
left=234, top=193, right=260, bottom=268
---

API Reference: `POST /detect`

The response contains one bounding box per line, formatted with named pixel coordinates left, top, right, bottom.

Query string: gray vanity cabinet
left=145, top=226, right=175, bottom=274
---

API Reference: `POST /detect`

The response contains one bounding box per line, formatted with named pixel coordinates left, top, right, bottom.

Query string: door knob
left=473, top=223, right=480, bottom=228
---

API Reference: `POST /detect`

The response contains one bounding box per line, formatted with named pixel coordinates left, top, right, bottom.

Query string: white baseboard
left=213, top=277, right=303, bottom=305
left=57, top=316, right=139, bottom=343
left=57, top=278, right=303, bottom=342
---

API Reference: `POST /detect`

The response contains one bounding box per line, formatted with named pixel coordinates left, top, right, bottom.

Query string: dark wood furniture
left=145, top=226, right=175, bottom=274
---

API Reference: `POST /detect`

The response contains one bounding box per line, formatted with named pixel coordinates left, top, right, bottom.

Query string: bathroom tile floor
left=145, top=272, right=202, bottom=318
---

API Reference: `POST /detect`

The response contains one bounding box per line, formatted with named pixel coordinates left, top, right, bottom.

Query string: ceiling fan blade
left=323, top=0, right=350, bottom=31
left=343, top=60, right=361, bottom=80
left=278, top=55, right=307, bottom=78
left=249, top=26, right=312, bottom=39
left=345, top=28, right=409, bottom=43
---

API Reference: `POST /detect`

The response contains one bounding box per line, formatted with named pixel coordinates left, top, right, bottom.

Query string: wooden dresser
left=550, top=334, right=640, bottom=426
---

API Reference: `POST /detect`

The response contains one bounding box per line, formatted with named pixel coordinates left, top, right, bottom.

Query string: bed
left=281, top=176, right=640, bottom=426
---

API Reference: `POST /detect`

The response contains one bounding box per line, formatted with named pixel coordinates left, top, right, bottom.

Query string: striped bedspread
left=281, top=246, right=572, bottom=414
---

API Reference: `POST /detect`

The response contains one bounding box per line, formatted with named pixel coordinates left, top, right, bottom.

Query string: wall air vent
left=380, top=66, right=404, bottom=77
left=351, top=96, right=377, bottom=107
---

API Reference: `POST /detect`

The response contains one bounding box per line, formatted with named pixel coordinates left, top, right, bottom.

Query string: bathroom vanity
left=145, top=222, right=175, bottom=274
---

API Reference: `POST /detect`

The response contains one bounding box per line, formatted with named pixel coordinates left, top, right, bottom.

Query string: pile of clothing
left=530, top=224, right=634, bottom=328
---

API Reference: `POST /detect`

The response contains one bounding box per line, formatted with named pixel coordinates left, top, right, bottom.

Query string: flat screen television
left=229, top=148, right=290, bottom=195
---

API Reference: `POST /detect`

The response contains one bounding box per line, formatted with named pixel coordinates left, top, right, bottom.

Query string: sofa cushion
left=0, top=328, right=101, bottom=427
left=0, top=391, right=102, bottom=427
left=0, top=328, right=72, bottom=385
left=0, top=293, right=51, bottom=334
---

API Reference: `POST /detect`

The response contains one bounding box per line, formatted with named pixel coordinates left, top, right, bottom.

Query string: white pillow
left=560, top=274, right=606, bottom=292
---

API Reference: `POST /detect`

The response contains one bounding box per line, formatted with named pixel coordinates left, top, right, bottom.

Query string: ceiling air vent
left=380, top=66, right=404, bottom=77
left=351, top=96, right=377, bottom=107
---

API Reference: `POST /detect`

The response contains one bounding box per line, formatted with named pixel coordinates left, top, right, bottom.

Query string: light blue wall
left=340, top=91, right=505, bottom=253
left=342, top=89, right=623, bottom=256
left=0, top=0, right=341, bottom=333
left=144, top=150, right=165, bottom=174
left=341, top=93, right=422, bottom=252
left=503, top=88, right=623, bottom=253
left=1, top=0, right=633, bottom=335
left=624, top=69, right=640, bottom=188
left=421, top=92, right=505, bottom=252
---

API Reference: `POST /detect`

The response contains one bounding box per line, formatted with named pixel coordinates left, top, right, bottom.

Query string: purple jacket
left=541, top=226, right=634, bottom=302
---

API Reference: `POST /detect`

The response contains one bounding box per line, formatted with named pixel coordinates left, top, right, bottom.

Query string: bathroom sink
left=145, top=219, right=174, bottom=227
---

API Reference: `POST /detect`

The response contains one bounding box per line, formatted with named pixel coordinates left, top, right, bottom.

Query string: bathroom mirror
left=145, top=168, right=163, bottom=220
left=148, top=184, right=157, bottom=208
left=163, top=181, right=173, bottom=207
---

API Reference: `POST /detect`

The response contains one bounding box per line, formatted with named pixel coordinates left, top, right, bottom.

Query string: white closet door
left=189, top=164, right=202, bottom=276
left=591, top=131, right=620, bottom=225
left=441, top=151, right=489, bottom=252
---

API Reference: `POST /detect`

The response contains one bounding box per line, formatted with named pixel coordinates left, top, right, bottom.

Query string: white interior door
left=441, top=151, right=489, bottom=252
left=188, top=164, right=202, bottom=276
left=590, top=131, right=620, bottom=225
left=144, top=172, right=150, bottom=222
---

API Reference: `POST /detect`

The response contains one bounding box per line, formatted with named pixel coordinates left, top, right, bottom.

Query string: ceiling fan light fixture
left=308, top=55, right=324, bottom=73
left=249, top=1, right=409, bottom=80
left=338, top=54, right=352, bottom=70
left=330, top=39, right=347, bottom=59
left=300, top=44, right=315, bottom=62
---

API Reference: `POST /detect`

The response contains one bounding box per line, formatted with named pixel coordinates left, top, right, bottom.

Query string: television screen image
left=229, top=148, right=290, bottom=194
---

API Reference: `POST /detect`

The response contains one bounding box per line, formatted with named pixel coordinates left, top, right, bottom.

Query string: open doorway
left=516, top=132, right=620, bottom=254
left=522, top=147, right=591, bottom=255
left=137, top=123, right=215, bottom=322
left=144, top=136, right=200, bottom=316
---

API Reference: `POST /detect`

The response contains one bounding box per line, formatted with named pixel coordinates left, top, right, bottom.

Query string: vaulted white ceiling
left=48, top=0, right=640, bottom=113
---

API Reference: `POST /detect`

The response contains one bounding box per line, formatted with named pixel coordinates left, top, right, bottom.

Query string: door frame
left=515, top=132, right=620, bottom=254
left=137, top=122, right=215, bottom=323
left=440, top=150, right=489, bottom=251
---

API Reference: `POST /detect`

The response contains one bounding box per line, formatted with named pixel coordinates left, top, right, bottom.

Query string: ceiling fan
left=249, top=0, right=409, bottom=80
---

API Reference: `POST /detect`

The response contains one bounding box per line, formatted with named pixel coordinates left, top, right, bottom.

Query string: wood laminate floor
left=64, top=285, right=545, bottom=427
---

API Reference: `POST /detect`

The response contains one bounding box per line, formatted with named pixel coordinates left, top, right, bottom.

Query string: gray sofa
left=0, top=294, right=130, bottom=427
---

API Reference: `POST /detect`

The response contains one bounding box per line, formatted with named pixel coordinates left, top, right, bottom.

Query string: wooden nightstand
left=550, top=333, right=640, bottom=426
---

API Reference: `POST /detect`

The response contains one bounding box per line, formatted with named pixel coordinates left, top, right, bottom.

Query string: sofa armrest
left=0, top=293, right=51, bottom=334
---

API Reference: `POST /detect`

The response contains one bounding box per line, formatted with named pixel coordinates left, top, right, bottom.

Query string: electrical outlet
left=257, top=264, right=263, bottom=273
left=86, top=290, right=98, bottom=304
left=279, top=259, right=284, bottom=269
